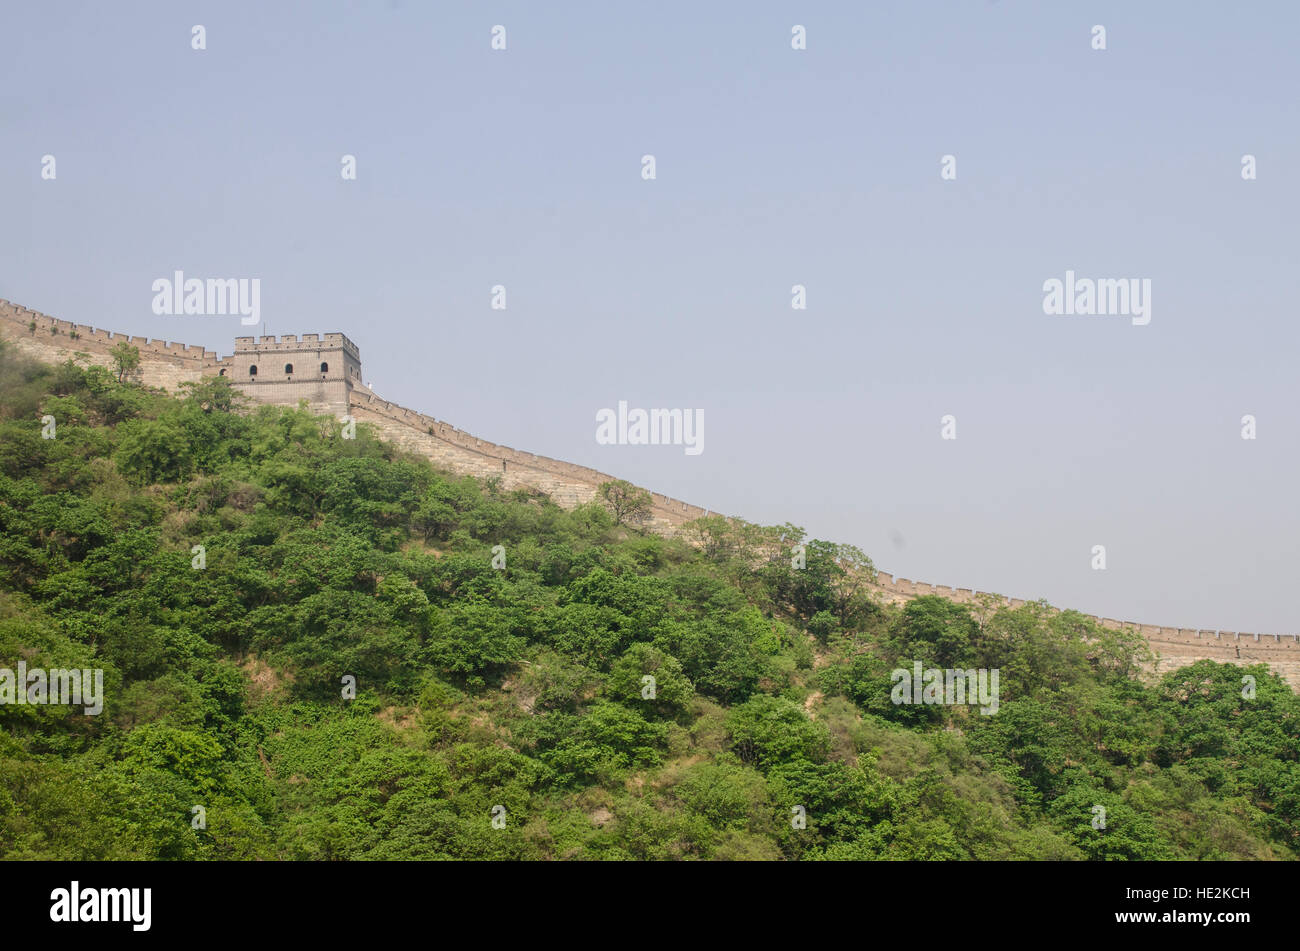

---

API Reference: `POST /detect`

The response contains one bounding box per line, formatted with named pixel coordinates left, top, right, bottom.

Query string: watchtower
left=224, top=333, right=361, bottom=417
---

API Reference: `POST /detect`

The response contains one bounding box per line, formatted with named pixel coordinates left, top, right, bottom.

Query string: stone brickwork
left=227, top=333, right=361, bottom=417
left=348, top=390, right=720, bottom=533
left=871, top=572, right=1300, bottom=689
left=2, top=296, right=1295, bottom=689
left=0, top=299, right=222, bottom=391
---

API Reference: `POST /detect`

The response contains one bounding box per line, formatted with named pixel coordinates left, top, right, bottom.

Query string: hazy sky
left=3, top=2, right=1298, bottom=633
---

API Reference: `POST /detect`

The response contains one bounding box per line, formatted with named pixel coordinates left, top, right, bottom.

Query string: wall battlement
left=0, top=300, right=227, bottom=362
left=872, top=572, right=1300, bottom=654
left=234, top=333, right=360, bottom=362
left=2, top=297, right=1295, bottom=688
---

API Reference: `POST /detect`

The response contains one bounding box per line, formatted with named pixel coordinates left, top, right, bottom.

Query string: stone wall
left=227, top=333, right=362, bottom=417
left=871, top=572, right=1300, bottom=688
left=3, top=296, right=1296, bottom=689
left=0, top=299, right=222, bottom=392
left=348, top=390, right=721, bottom=532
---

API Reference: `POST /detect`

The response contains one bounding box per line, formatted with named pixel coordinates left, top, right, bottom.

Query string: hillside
left=0, top=340, right=1297, bottom=860
left=6, top=299, right=1297, bottom=689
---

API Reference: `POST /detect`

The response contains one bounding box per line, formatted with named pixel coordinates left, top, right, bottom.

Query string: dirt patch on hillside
left=241, top=654, right=292, bottom=702
left=804, top=690, right=823, bottom=719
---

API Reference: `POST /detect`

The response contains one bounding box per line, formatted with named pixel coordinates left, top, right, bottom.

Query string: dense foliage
left=1, top=342, right=1296, bottom=860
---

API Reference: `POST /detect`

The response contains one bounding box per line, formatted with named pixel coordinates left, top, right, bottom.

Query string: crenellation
left=2, top=294, right=1296, bottom=689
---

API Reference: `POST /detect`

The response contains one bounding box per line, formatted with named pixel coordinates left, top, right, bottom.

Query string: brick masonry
left=3, top=297, right=1295, bottom=689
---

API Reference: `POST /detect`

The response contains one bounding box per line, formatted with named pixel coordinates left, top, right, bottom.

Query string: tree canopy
left=0, top=344, right=1295, bottom=861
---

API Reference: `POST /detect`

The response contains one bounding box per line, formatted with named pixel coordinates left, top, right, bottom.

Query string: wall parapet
left=0, top=299, right=221, bottom=367
left=348, top=387, right=720, bottom=527
left=3, top=296, right=1296, bottom=680
left=867, top=570, right=1299, bottom=652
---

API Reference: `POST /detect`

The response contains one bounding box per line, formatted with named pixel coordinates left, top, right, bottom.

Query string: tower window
left=218, top=369, right=226, bottom=376
left=320, top=361, right=329, bottom=373
left=284, top=363, right=294, bottom=375
left=249, top=365, right=257, bottom=377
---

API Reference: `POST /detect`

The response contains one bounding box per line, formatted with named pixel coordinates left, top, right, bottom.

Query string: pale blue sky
left=3, top=2, right=1298, bottom=633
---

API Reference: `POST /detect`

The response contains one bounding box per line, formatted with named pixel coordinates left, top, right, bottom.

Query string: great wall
left=3, top=297, right=1297, bottom=690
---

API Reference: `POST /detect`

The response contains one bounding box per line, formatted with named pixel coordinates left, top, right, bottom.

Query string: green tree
left=110, top=341, right=141, bottom=383
left=606, top=643, right=694, bottom=718
left=598, top=479, right=652, bottom=527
